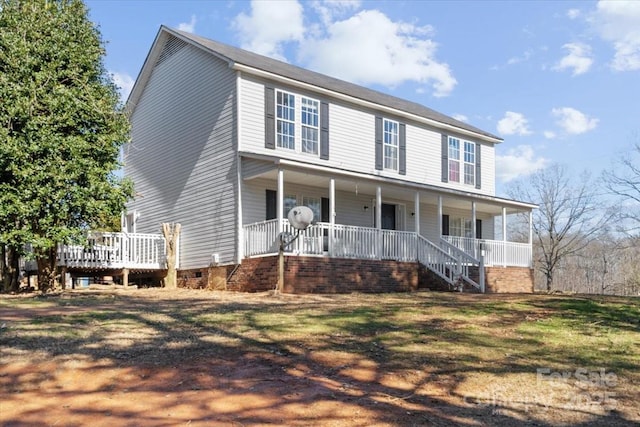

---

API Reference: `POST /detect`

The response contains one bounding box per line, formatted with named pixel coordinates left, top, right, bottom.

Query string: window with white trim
left=302, top=196, right=320, bottom=222
left=275, top=89, right=321, bottom=155
left=384, top=119, right=399, bottom=170
left=463, top=141, right=475, bottom=186
left=276, top=91, right=295, bottom=149
left=284, top=194, right=297, bottom=216
left=449, top=217, right=473, bottom=238
left=448, top=136, right=476, bottom=185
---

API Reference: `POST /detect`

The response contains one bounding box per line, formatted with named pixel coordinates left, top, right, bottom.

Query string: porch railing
left=57, top=232, right=166, bottom=270
left=441, top=236, right=532, bottom=267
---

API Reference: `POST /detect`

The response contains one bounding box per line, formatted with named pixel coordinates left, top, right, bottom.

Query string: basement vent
left=155, top=36, right=188, bottom=67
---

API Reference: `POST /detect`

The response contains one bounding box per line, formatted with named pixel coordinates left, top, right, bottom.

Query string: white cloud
left=592, top=0, right=640, bottom=71
left=299, top=9, right=456, bottom=97
left=543, top=130, right=556, bottom=139
left=553, top=42, right=593, bottom=75
left=452, top=114, right=468, bottom=122
left=567, top=8, right=581, bottom=19
left=552, top=107, right=599, bottom=134
left=232, top=0, right=305, bottom=61
left=311, top=0, right=361, bottom=26
left=111, top=71, right=135, bottom=101
left=177, top=15, right=197, bottom=33
left=497, top=111, right=532, bottom=136
left=496, top=145, right=548, bottom=182
left=507, top=50, right=532, bottom=65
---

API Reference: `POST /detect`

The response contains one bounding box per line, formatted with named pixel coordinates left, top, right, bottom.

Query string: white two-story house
left=122, top=26, right=536, bottom=293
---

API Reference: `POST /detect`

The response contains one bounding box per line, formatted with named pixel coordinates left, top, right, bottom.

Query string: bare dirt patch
left=1, top=288, right=638, bottom=426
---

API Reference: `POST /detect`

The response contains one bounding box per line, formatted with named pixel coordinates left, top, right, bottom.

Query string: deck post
left=277, top=169, right=284, bottom=234
left=122, top=268, right=129, bottom=287
left=437, top=195, right=443, bottom=237
left=329, top=178, right=335, bottom=256
left=376, top=186, right=382, bottom=258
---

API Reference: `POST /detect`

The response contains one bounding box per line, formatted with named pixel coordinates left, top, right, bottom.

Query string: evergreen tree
left=0, top=0, right=132, bottom=291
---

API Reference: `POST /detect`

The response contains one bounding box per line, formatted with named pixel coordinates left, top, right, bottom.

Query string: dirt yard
left=1, top=288, right=638, bottom=426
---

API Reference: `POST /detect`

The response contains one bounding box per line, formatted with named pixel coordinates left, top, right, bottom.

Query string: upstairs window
left=383, top=119, right=399, bottom=171
left=276, top=91, right=295, bottom=149
left=301, top=97, right=319, bottom=154
left=448, top=137, right=460, bottom=182
left=463, top=141, right=475, bottom=186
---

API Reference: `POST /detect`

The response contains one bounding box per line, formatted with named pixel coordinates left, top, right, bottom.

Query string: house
left=119, top=25, right=536, bottom=293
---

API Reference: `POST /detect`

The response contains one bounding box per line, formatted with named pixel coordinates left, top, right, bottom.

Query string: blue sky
left=87, top=0, right=640, bottom=197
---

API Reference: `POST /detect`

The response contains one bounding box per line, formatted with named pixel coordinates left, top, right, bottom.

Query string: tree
left=604, top=138, right=640, bottom=234
left=0, top=0, right=133, bottom=292
left=507, top=164, right=612, bottom=292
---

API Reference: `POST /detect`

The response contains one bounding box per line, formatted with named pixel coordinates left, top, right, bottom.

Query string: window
left=448, top=137, right=460, bottom=182
left=449, top=218, right=473, bottom=238
left=464, top=141, right=475, bottom=185
left=383, top=119, right=399, bottom=170
left=301, top=97, right=319, bottom=154
left=276, top=91, right=295, bottom=149
left=302, top=196, right=320, bottom=222
left=284, top=194, right=297, bottom=215
left=274, top=89, right=322, bottom=155
left=447, top=136, right=476, bottom=186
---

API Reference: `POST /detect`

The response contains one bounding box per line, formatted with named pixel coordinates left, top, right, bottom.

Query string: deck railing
left=441, top=236, right=532, bottom=267
left=57, top=232, right=166, bottom=270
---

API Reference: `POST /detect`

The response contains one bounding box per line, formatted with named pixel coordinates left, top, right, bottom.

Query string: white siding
left=125, top=37, right=238, bottom=268
left=239, top=74, right=497, bottom=197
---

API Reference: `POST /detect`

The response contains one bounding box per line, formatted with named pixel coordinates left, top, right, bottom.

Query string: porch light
left=363, top=205, right=369, bottom=211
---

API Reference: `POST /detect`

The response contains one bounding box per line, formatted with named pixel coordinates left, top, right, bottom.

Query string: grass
left=1, top=290, right=639, bottom=426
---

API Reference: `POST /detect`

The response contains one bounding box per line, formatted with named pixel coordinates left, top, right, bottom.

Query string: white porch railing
left=57, top=232, right=167, bottom=270
left=441, top=236, right=532, bottom=267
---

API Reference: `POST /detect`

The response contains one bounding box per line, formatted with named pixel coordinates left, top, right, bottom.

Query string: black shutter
left=321, top=197, right=330, bottom=222
left=399, top=123, right=406, bottom=175
left=320, top=101, right=329, bottom=160
left=375, top=116, right=383, bottom=170
left=476, top=219, right=482, bottom=239
left=266, top=189, right=277, bottom=220
left=475, top=143, right=481, bottom=189
left=265, top=86, right=275, bottom=149
left=441, top=134, right=448, bottom=182
left=442, top=214, right=450, bottom=236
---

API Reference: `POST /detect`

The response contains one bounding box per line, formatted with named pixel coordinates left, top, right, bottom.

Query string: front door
left=381, top=203, right=396, bottom=230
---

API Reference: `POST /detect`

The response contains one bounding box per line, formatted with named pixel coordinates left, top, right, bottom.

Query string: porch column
left=437, top=195, right=443, bottom=236
left=502, top=207, right=507, bottom=242
left=471, top=201, right=477, bottom=258
left=329, top=178, right=335, bottom=226
left=414, top=191, right=420, bottom=235
left=529, top=210, right=533, bottom=244
left=376, top=186, right=382, bottom=259
left=277, top=168, right=284, bottom=233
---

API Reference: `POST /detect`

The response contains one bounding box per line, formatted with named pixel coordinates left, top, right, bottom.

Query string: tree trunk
left=36, top=246, right=58, bottom=293
left=161, top=223, right=181, bottom=289
left=2, top=246, right=20, bottom=292
left=545, top=271, right=553, bottom=292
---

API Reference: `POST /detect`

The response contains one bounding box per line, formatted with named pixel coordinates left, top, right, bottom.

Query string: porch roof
left=240, top=153, right=537, bottom=215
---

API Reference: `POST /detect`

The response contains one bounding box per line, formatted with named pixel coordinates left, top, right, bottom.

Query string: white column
left=437, top=195, right=443, bottom=236
left=376, top=186, right=382, bottom=229
left=471, top=201, right=477, bottom=238
left=277, top=169, right=284, bottom=233
left=329, top=178, right=336, bottom=226
left=502, top=207, right=507, bottom=242
left=529, top=210, right=533, bottom=244
left=414, top=191, right=420, bottom=235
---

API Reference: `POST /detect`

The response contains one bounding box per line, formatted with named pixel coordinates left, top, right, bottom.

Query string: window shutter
left=321, top=197, right=330, bottom=222
left=475, top=143, right=481, bottom=189
left=442, top=214, right=450, bottom=236
left=375, top=116, right=383, bottom=170
left=441, top=134, right=449, bottom=182
left=320, top=101, right=329, bottom=160
left=266, top=189, right=277, bottom=220
left=399, top=123, right=406, bottom=175
left=476, top=219, right=482, bottom=239
left=264, top=86, right=275, bottom=149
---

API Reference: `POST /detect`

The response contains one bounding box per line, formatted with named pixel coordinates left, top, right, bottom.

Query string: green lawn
left=1, top=290, right=638, bottom=426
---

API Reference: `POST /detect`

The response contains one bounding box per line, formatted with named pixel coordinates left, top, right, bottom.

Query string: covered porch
left=239, top=156, right=535, bottom=292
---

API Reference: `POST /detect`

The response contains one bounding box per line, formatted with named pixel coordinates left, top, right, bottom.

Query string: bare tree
left=507, top=164, right=613, bottom=291
left=604, top=139, right=640, bottom=233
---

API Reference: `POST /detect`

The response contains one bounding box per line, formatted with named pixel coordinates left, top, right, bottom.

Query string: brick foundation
left=485, top=266, right=534, bottom=293
left=177, top=257, right=534, bottom=294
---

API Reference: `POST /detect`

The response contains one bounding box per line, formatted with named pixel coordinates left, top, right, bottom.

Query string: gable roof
left=128, top=26, right=502, bottom=143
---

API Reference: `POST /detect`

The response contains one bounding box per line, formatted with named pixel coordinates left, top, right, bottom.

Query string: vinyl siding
left=125, top=37, right=238, bottom=268
left=239, top=74, right=496, bottom=197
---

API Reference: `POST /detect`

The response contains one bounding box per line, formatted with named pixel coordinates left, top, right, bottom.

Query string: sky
left=86, top=0, right=640, bottom=197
